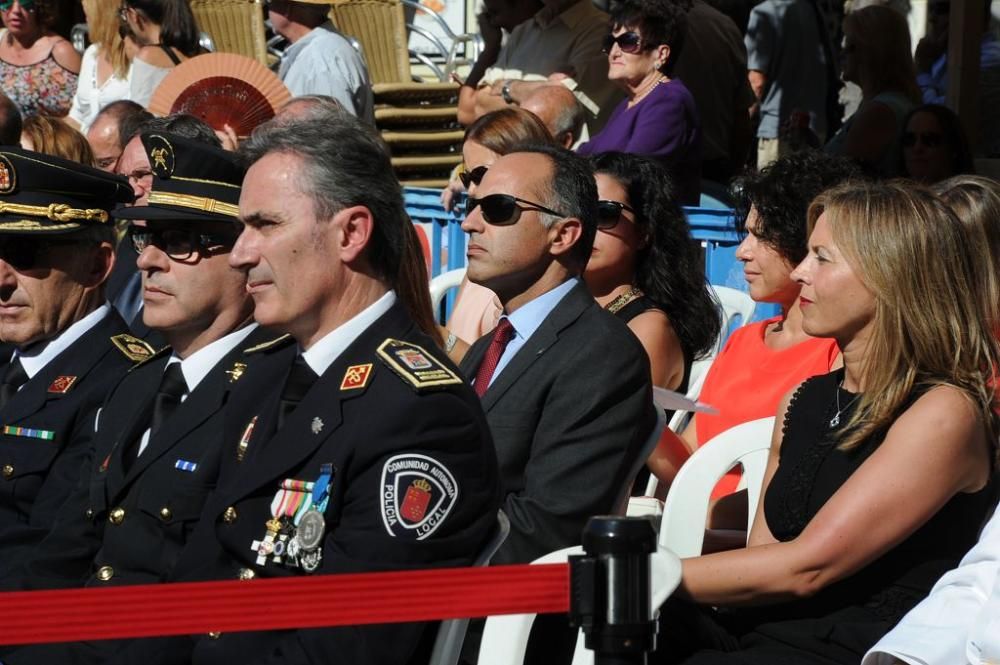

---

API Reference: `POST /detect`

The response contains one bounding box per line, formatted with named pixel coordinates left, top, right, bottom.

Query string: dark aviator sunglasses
left=128, top=226, right=240, bottom=260
left=596, top=200, right=636, bottom=229
left=466, top=193, right=567, bottom=226
left=459, top=165, right=488, bottom=189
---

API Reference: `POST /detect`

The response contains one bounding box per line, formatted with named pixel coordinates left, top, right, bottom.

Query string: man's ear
left=548, top=217, right=583, bottom=258
left=334, top=205, right=375, bottom=264
left=86, top=241, right=116, bottom=289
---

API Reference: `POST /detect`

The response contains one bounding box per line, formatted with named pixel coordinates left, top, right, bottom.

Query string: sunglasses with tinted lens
left=596, top=200, right=636, bottom=229
left=128, top=226, right=239, bottom=260
left=602, top=31, right=642, bottom=54
left=901, top=131, right=944, bottom=148
left=459, top=165, right=488, bottom=189
left=466, top=193, right=566, bottom=226
left=0, top=0, right=36, bottom=11
left=0, top=236, right=78, bottom=271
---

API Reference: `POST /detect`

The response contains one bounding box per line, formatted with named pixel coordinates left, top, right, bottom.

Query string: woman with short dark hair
left=577, top=0, right=702, bottom=205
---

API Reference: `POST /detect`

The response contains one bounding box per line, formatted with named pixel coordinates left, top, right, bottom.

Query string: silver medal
left=296, top=509, right=325, bottom=550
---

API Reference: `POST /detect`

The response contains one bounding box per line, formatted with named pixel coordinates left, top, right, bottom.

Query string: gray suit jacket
left=460, top=281, right=655, bottom=563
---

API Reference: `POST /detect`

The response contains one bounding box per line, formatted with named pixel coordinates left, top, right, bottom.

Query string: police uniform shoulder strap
left=375, top=338, right=462, bottom=393
left=110, top=333, right=159, bottom=364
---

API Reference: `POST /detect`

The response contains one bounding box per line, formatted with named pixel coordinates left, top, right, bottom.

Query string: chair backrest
left=428, top=510, right=511, bottom=665
left=478, top=543, right=682, bottom=665
left=328, top=0, right=411, bottom=85
left=657, top=417, right=774, bottom=557
left=613, top=406, right=665, bottom=516
left=710, top=285, right=756, bottom=352
left=429, top=267, right=467, bottom=321
left=190, top=0, right=269, bottom=65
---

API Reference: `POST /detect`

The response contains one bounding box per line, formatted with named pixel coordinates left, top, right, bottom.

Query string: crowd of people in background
left=0, top=1, right=996, bottom=664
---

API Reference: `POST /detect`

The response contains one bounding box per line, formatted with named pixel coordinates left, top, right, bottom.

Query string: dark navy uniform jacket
left=109, top=299, right=501, bottom=665
left=0, top=308, right=142, bottom=574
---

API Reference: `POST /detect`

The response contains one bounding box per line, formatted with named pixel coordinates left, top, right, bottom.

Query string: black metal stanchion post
left=568, top=516, right=658, bottom=665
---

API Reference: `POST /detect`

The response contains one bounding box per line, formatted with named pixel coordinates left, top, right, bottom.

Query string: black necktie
left=278, top=356, right=318, bottom=429
left=149, top=362, right=188, bottom=437
left=0, top=359, right=28, bottom=409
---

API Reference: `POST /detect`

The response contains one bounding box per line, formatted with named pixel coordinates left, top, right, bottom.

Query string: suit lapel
left=0, top=310, right=126, bottom=424
left=480, top=282, right=592, bottom=411
left=104, top=355, right=168, bottom=495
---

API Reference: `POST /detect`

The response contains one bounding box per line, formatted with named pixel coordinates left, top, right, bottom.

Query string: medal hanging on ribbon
left=253, top=479, right=314, bottom=566
left=290, top=463, right=334, bottom=572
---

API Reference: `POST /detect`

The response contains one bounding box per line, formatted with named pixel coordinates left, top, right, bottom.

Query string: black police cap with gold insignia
left=0, top=148, right=134, bottom=235
left=114, top=132, right=245, bottom=223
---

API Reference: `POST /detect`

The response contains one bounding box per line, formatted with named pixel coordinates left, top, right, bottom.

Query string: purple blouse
left=578, top=79, right=703, bottom=205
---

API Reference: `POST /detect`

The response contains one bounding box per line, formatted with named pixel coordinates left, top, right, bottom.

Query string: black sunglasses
left=0, top=236, right=82, bottom=271
left=128, top=226, right=239, bottom=260
left=596, top=200, right=636, bottom=229
left=902, top=131, right=944, bottom=148
left=602, top=31, right=643, bottom=55
left=466, top=193, right=567, bottom=226
left=459, top=165, right=488, bottom=189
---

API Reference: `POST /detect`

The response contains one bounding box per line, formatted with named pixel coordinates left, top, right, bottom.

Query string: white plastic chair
left=709, top=285, right=756, bottom=353
left=429, top=510, right=511, bottom=665
left=429, top=267, right=467, bottom=320
left=477, top=543, right=682, bottom=665
left=657, top=417, right=775, bottom=558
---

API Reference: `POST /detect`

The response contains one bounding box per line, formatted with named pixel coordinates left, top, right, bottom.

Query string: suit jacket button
left=222, top=506, right=237, bottom=523
left=96, top=565, right=114, bottom=581
left=2, top=464, right=13, bottom=478
left=159, top=506, right=172, bottom=521
left=84, top=508, right=94, bottom=519
left=238, top=568, right=255, bottom=580
left=108, top=507, right=125, bottom=525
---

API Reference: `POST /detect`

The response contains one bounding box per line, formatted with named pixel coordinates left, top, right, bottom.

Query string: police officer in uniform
left=110, top=112, right=502, bottom=665
left=0, top=148, right=145, bottom=575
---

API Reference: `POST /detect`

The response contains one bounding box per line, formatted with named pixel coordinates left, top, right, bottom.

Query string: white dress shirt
left=301, top=291, right=396, bottom=376
left=14, top=304, right=111, bottom=380
left=864, top=507, right=1000, bottom=665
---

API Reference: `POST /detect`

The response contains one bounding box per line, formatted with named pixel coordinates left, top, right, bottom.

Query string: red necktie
left=474, top=318, right=515, bottom=397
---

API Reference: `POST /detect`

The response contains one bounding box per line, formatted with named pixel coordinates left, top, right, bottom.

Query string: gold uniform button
left=207, top=631, right=221, bottom=639
left=238, top=568, right=256, bottom=580
left=159, top=507, right=172, bottom=521
left=108, top=507, right=125, bottom=525
left=222, top=506, right=237, bottom=523
left=2, top=464, right=13, bottom=478
left=84, top=508, right=94, bottom=519
left=96, top=565, right=114, bottom=581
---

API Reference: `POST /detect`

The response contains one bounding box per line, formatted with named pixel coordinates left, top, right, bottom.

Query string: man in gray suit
left=459, top=145, right=656, bottom=564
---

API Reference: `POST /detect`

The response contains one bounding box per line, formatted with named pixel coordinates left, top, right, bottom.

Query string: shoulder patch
left=376, top=339, right=462, bottom=392
left=244, top=333, right=294, bottom=355
left=126, top=344, right=171, bottom=372
left=380, top=453, right=459, bottom=540
left=111, top=334, right=157, bottom=363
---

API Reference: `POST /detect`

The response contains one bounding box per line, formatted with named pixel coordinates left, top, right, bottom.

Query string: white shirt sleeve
left=68, top=44, right=99, bottom=128
left=863, top=508, right=1000, bottom=665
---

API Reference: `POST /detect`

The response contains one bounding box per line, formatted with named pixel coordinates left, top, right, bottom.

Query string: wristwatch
left=501, top=81, right=515, bottom=105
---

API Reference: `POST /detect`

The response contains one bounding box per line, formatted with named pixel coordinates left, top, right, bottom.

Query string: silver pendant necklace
left=830, top=380, right=860, bottom=428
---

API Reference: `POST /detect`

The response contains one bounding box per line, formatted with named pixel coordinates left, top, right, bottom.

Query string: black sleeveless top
left=613, top=295, right=691, bottom=394
left=734, top=369, right=996, bottom=662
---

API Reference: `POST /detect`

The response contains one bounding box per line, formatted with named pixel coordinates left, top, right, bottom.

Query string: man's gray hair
left=239, top=115, right=408, bottom=283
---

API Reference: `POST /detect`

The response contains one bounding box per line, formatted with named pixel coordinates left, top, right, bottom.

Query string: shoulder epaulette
left=243, top=333, right=294, bottom=355
left=376, top=338, right=462, bottom=392
left=110, top=334, right=158, bottom=363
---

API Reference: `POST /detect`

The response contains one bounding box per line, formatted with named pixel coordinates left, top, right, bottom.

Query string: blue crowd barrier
left=404, top=187, right=780, bottom=323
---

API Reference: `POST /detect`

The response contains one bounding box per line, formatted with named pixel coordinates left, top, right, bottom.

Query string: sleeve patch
left=380, top=453, right=458, bottom=540
left=376, top=339, right=462, bottom=392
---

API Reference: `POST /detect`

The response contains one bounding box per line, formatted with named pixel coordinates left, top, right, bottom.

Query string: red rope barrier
left=0, top=563, right=569, bottom=645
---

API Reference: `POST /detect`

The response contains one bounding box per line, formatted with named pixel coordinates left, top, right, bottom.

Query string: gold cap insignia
left=111, top=334, right=156, bottom=363
left=146, top=134, right=175, bottom=179
left=376, top=339, right=462, bottom=392
left=47, top=375, right=78, bottom=394
left=0, top=154, right=16, bottom=194
left=340, top=363, right=373, bottom=391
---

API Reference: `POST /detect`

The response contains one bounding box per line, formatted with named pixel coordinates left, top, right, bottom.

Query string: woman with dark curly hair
left=585, top=151, right=719, bottom=391
left=649, top=151, right=860, bottom=492
left=0, top=0, right=81, bottom=117
left=577, top=0, right=702, bottom=205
